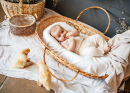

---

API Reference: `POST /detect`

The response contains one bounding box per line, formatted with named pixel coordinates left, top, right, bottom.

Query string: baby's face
left=50, top=25, right=68, bottom=42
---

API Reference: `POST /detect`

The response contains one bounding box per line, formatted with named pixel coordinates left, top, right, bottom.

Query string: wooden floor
left=0, top=3, right=5, bottom=22
left=0, top=74, right=55, bottom=93
left=0, top=3, right=130, bottom=93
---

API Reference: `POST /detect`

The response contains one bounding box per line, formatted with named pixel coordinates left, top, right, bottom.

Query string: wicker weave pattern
left=1, top=0, right=45, bottom=20
left=9, top=14, right=36, bottom=36
left=9, top=21, right=36, bottom=36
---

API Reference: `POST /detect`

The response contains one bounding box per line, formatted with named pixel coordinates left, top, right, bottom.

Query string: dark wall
left=45, top=0, right=130, bottom=38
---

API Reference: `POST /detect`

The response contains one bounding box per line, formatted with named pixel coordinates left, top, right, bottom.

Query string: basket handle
left=19, top=0, right=23, bottom=14
left=43, top=47, right=79, bottom=82
left=76, top=6, right=111, bottom=34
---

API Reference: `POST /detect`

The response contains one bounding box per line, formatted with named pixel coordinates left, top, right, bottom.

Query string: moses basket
left=36, top=6, right=129, bottom=81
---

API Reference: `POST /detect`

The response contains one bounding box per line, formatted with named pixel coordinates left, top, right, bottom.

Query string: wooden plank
left=0, top=74, right=7, bottom=86
left=124, top=78, right=130, bottom=92
left=0, top=77, right=54, bottom=93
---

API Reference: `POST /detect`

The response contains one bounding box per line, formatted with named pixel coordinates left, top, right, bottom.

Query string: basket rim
left=35, top=15, right=109, bottom=79
left=1, top=0, right=45, bottom=6
left=9, top=14, right=36, bottom=27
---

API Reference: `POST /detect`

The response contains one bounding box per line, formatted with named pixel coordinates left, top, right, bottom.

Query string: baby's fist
left=69, top=36, right=75, bottom=41
left=66, top=32, right=73, bottom=38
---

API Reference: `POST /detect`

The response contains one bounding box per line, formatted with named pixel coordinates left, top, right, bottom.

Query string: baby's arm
left=67, top=37, right=76, bottom=52
left=61, top=42, right=69, bottom=49
left=66, top=30, right=80, bottom=38
left=61, top=37, right=76, bottom=52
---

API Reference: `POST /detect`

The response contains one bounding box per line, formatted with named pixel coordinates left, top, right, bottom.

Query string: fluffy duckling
left=37, top=60, right=51, bottom=91
left=12, top=48, right=30, bottom=69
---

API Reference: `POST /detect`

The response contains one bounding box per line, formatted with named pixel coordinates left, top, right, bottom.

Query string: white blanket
left=0, top=8, right=114, bottom=93
left=105, top=30, right=130, bottom=93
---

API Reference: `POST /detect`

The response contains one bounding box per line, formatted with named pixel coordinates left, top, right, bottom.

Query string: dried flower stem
left=0, top=45, right=11, bottom=46
left=113, top=20, right=121, bottom=27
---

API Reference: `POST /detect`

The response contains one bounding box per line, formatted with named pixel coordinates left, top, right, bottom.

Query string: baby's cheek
left=61, top=37, right=65, bottom=41
left=58, top=37, right=62, bottom=41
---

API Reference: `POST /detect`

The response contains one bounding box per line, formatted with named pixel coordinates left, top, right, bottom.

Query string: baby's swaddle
left=62, top=34, right=106, bottom=57
left=43, top=21, right=108, bottom=57
left=79, top=34, right=107, bottom=56
left=61, top=36, right=84, bottom=54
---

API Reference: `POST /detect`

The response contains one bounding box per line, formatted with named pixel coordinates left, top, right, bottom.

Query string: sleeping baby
left=50, top=25, right=111, bottom=56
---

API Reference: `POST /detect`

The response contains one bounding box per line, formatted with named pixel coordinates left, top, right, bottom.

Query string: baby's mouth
left=64, top=36, right=67, bottom=39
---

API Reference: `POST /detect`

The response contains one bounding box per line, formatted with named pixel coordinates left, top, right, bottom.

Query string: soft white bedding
left=43, top=22, right=111, bottom=76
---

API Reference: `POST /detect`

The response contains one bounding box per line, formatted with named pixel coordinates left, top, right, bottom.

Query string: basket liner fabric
left=43, top=22, right=111, bottom=76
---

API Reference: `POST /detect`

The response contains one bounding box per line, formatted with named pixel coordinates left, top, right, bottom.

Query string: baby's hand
left=104, top=45, right=114, bottom=54
left=66, top=32, right=73, bottom=38
left=69, top=36, right=75, bottom=42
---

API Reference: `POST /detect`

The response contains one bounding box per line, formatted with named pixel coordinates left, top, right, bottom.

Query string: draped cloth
left=106, top=30, right=130, bottom=93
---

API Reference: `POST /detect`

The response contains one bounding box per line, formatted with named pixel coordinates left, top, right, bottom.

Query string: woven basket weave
left=9, top=14, right=36, bottom=36
left=36, top=6, right=111, bottom=80
left=1, top=0, right=45, bottom=20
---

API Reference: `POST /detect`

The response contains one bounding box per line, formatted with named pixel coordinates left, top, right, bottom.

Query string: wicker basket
left=36, top=6, right=111, bottom=81
left=9, top=14, right=36, bottom=36
left=1, top=0, right=45, bottom=20
left=36, top=6, right=130, bottom=82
